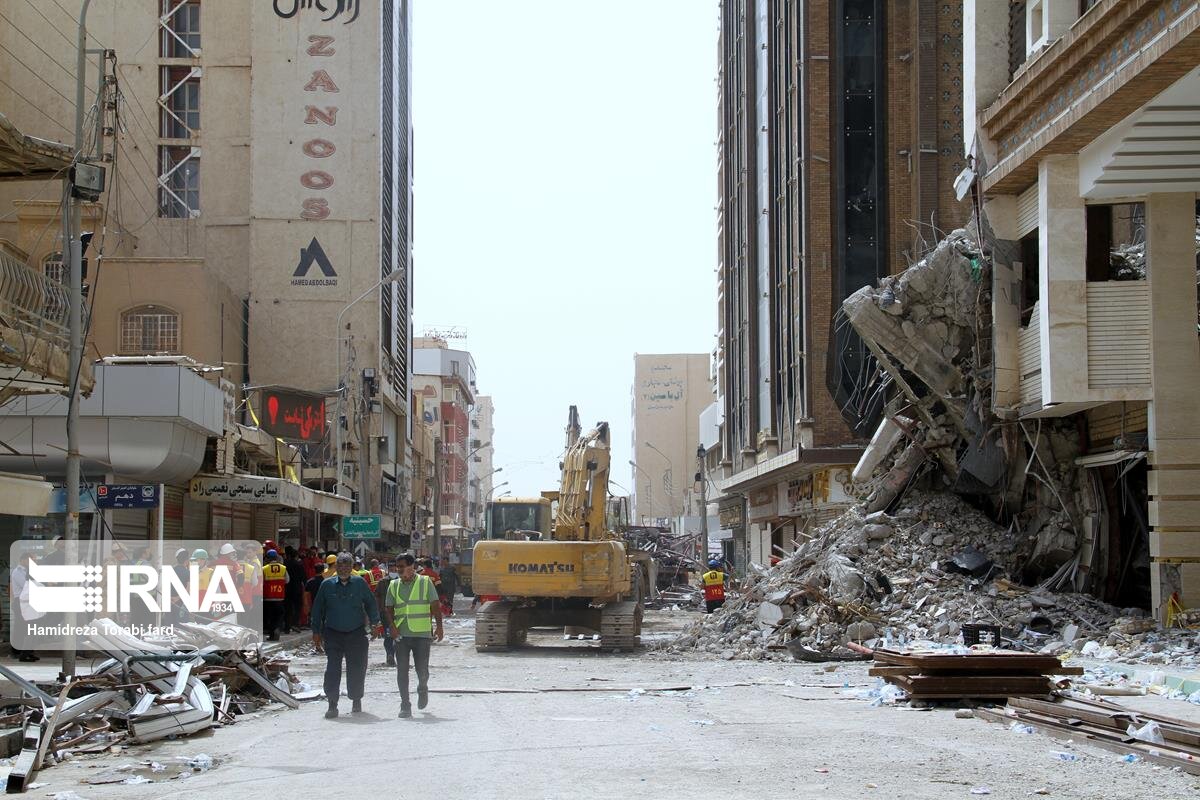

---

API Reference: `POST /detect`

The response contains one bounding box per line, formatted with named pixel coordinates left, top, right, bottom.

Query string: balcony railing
left=0, top=249, right=73, bottom=350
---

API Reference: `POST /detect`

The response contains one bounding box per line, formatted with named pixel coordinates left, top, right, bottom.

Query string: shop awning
left=0, top=471, right=51, bottom=516
left=189, top=474, right=351, bottom=517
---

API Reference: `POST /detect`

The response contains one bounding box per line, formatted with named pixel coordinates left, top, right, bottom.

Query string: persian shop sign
left=261, top=390, right=327, bottom=442
left=273, top=0, right=362, bottom=24
left=190, top=477, right=304, bottom=507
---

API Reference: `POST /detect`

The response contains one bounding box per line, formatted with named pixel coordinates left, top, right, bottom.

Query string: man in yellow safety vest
left=386, top=552, right=444, bottom=718
left=701, top=559, right=727, bottom=614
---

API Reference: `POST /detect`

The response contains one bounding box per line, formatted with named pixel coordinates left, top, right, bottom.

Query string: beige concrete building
left=0, top=1, right=414, bottom=539
left=965, top=0, right=1200, bottom=618
left=631, top=353, right=711, bottom=523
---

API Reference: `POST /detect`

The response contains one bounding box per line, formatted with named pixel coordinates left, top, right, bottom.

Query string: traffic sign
left=96, top=484, right=159, bottom=509
left=339, top=514, right=381, bottom=539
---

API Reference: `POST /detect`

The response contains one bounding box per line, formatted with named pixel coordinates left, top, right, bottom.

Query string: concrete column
left=1027, top=0, right=1077, bottom=55
left=1145, top=192, right=1200, bottom=619
left=1037, top=156, right=1088, bottom=406
left=963, top=0, right=1011, bottom=165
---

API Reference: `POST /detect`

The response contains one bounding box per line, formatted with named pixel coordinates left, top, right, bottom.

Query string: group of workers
left=165, top=541, right=461, bottom=645
left=310, top=551, right=448, bottom=719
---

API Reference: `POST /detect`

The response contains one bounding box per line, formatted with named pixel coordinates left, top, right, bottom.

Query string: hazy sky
left=412, top=0, right=720, bottom=498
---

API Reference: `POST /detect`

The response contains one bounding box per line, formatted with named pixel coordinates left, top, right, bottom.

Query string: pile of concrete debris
left=667, top=492, right=1161, bottom=662
left=0, top=619, right=306, bottom=793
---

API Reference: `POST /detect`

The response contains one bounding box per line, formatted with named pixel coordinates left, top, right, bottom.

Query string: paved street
left=16, top=605, right=1197, bottom=800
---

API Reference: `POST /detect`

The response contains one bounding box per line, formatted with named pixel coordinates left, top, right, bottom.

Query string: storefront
left=188, top=474, right=351, bottom=547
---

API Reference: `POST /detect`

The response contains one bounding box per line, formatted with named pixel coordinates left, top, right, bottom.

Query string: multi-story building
left=712, top=0, right=968, bottom=569
left=470, top=395, right=496, bottom=531
left=964, top=0, right=1200, bottom=619
left=631, top=354, right=711, bottom=523
left=412, top=338, right=476, bottom=530
left=0, top=1, right=415, bottom=545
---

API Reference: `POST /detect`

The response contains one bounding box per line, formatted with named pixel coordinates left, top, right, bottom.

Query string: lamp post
left=333, top=269, right=404, bottom=504
left=628, top=460, right=659, bottom=524
left=61, top=0, right=96, bottom=680
left=643, top=442, right=683, bottom=517
left=696, top=445, right=708, bottom=572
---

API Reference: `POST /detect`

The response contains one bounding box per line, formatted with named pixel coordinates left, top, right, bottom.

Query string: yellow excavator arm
left=552, top=406, right=612, bottom=542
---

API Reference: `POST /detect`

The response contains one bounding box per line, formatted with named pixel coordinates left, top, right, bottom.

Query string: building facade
left=412, top=338, right=476, bottom=529
left=712, top=0, right=969, bottom=570
left=470, top=395, right=496, bottom=531
left=964, top=0, right=1200, bottom=619
left=0, top=1, right=415, bottom=544
left=631, top=353, right=711, bottom=523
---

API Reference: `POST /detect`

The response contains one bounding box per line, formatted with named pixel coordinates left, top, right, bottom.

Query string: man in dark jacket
left=310, top=552, right=379, bottom=718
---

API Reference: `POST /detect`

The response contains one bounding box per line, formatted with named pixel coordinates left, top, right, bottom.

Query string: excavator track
left=598, top=601, right=642, bottom=652
left=475, top=601, right=526, bottom=651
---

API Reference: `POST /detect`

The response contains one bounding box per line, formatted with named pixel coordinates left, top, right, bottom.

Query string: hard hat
left=708, top=559, right=721, bottom=569
left=192, top=548, right=209, bottom=560
left=175, top=547, right=188, bottom=559
left=264, top=540, right=278, bottom=552
left=326, top=554, right=337, bottom=564
left=266, top=549, right=278, bottom=559
left=219, top=543, right=236, bottom=556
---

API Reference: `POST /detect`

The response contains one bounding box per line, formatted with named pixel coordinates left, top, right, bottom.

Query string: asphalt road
left=23, top=605, right=1200, bottom=799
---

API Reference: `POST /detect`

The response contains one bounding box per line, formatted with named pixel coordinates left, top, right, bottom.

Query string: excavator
left=471, top=407, right=644, bottom=651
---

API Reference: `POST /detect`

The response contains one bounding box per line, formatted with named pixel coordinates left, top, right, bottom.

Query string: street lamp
left=333, top=269, right=405, bottom=502
left=638, top=443, right=676, bottom=520
left=485, top=481, right=509, bottom=502
left=628, top=460, right=659, bottom=523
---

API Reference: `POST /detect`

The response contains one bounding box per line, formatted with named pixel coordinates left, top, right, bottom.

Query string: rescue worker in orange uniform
left=701, top=559, right=726, bottom=614
left=262, top=549, right=289, bottom=641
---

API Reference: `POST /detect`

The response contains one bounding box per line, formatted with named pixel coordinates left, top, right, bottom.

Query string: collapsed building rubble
left=0, top=619, right=306, bottom=793
left=667, top=491, right=1165, bottom=661
left=624, top=525, right=705, bottom=607
left=671, top=222, right=1197, bottom=666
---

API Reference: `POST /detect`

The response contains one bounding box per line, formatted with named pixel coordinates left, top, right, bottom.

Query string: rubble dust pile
left=667, top=492, right=1179, bottom=663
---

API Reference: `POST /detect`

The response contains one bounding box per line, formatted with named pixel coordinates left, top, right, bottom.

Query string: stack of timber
left=977, top=695, right=1200, bottom=775
left=870, top=647, right=1083, bottom=700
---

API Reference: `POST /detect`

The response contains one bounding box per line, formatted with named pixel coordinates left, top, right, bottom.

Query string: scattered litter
left=1126, top=720, right=1165, bottom=745
left=970, top=787, right=991, bottom=795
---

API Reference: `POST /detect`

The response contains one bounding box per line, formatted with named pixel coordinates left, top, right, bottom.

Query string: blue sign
left=96, top=484, right=160, bottom=509
left=49, top=486, right=99, bottom=514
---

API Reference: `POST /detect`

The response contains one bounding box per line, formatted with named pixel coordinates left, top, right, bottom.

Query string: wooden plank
left=1011, top=696, right=1200, bottom=748
left=975, top=708, right=1200, bottom=775
left=872, top=648, right=1071, bottom=672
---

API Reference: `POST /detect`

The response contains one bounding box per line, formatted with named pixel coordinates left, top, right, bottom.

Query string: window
left=161, top=0, right=201, bottom=58
left=161, top=67, right=200, bottom=139
left=41, top=252, right=65, bottom=284
left=159, top=146, right=200, bottom=218
left=120, top=306, right=180, bottom=354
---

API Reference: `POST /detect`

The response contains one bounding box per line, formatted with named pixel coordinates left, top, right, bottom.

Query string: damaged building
left=707, top=0, right=1200, bottom=626
left=707, top=0, right=970, bottom=566
left=956, top=0, right=1200, bottom=621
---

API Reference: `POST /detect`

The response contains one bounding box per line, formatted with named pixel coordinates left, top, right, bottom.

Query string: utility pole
left=62, top=0, right=96, bottom=679
left=431, top=436, right=442, bottom=558
left=697, top=445, right=708, bottom=571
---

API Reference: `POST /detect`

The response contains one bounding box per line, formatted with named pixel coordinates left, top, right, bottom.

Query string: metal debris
left=0, top=619, right=303, bottom=793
